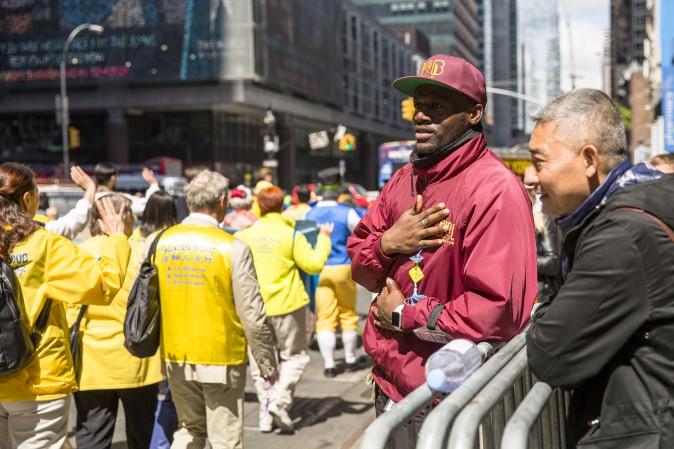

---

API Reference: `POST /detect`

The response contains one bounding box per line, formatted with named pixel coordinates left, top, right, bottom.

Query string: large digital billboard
left=0, top=0, right=255, bottom=87
left=0, top=1, right=342, bottom=105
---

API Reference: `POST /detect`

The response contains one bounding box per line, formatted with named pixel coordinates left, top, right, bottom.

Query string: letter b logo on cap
left=420, top=59, right=445, bottom=78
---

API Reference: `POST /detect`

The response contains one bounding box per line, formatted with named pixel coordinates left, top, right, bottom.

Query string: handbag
left=68, top=305, right=87, bottom=379
left=124, top=228, right=169, bottom=357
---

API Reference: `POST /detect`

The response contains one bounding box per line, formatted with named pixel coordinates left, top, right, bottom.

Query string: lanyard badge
left=406, top=250, right=426, bottom=305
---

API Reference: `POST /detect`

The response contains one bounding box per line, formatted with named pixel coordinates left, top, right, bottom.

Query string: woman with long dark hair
left=0, top=162, right=130, bottom=449
left=71, top=193, right=166, bottom=449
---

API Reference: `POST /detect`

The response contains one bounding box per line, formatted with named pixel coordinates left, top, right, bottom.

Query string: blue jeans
left=150, top=381, right=178, bottom=449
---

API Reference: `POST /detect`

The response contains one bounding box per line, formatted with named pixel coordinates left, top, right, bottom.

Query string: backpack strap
left=30, top=298, right=52, bottom=347
left=614, top=207, right=674, bottom=243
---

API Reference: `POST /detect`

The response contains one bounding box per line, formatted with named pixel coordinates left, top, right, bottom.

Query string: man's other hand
left=373, top=278, right=405, bottom=331
left=380, top=195, right=449, bottom=256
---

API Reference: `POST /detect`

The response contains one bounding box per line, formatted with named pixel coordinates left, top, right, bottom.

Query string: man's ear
left=220, top=194, right=228, bottom=211
left=468, top=103, right=484, bottom=125
left=580, top=144, right=601, bottom=179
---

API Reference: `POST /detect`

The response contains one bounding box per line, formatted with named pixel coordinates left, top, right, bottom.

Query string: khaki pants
left=0, top=397, right=70, bottom=449
left=167, top=377, right=244, bottom=449
left=249, top=306, right=310, bottom=410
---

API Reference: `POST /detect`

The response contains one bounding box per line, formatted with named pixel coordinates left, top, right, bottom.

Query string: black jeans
left=74, top=383, right=159, bottom=449
left=374, top=386, right=426, bottom=449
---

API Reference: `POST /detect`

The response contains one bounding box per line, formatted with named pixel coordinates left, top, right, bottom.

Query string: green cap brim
left=393, top=76, right=460, bottom=97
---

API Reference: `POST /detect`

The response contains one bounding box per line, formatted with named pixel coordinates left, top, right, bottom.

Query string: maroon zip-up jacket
left=348, top=133, right=537, bottom=401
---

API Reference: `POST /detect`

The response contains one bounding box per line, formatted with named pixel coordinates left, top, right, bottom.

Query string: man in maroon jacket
left=347, top=55, right=537, bottom=447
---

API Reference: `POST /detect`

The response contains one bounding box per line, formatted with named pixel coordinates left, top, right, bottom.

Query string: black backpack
left=124, top=227, right=169, bottom=357
left=0, top=259, right=51, bottom=376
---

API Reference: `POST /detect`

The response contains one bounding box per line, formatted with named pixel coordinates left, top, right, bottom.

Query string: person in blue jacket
left=306, top=168, right=364, bottom=377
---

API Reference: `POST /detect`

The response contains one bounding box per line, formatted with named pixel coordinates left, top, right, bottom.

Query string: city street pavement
left=68, top=285, right=376, bottom=449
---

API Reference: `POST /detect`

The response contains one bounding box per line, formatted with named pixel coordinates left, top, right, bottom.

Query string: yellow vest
left=282, top=203, right=312, bottom=221
left=236, top=213, right=331, bottom=316
left=69, top=230, right=162, bottom=390
left=155, top=224, right=247, bottom=366
left=251, top=197, right=262, bottom=218
left=0, top=228, right=129, bottom=402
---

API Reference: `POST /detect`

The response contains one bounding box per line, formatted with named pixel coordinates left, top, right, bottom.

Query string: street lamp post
left=58, top=23, right=104, bottom=177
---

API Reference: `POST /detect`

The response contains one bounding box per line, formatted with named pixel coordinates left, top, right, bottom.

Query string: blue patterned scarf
left=558, top=160, right=662, bottom=277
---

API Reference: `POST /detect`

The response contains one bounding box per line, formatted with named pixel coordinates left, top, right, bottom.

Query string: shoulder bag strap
left=147, top=227, right=171, bottom=266
left=71, top=305, right=88, bottom=332
left=426, top=304, right=445, bottom=330
left=614, top=207, right=674, bottom=243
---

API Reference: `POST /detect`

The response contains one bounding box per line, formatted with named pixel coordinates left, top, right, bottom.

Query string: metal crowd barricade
left=360, top=332, right=527, bottom=449
left=501, top=383, right=568, bottom=449
left=444, top=347, right=529, bottom=449
left=417, top=332, right=568, bottom=449
left=358, top=381, right=438, bottom=449
left=415, top=333, right=527, bottom=449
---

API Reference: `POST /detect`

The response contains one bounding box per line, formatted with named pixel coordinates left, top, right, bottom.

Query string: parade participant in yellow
left=70, top=193, right=168, bottom=449
left=0, top=162, right=130, bottom=449
left=137, top=191, right=180, bottom=449
left=237, top=186, right=332, bottom=433
left=250, top=179, right=273, bottom=217
left=283, top=184, right=313, bottom=221
left=155, top=170, right=277, bottom=449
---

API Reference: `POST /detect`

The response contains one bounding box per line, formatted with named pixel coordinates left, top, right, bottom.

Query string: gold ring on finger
left=421, top=218, right=428, bottom=227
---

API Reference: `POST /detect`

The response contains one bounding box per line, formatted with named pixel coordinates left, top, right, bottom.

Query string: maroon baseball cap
left=393, top=54, right=487, bottom=105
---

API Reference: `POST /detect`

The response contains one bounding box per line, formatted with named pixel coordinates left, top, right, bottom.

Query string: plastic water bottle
left=425, top=339, right=492, bottom=393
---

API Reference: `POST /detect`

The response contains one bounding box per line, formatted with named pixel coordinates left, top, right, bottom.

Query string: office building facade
left=0, top=0, right=416, bottom=188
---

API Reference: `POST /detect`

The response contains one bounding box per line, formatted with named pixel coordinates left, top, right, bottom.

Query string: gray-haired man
left=154, top=170, right=277, bottom=449
left=525, top=89, right=673, bottom=448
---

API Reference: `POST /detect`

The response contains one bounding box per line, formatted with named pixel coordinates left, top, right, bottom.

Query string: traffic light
left=401, top=97, right=415, bottom=121
left=68, top=126, right=80, bottom=149
left=338, top=133, right=356, bottom=152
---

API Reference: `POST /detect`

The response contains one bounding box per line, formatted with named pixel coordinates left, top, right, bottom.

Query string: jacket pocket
left=577, top=430, right=660, bottom=449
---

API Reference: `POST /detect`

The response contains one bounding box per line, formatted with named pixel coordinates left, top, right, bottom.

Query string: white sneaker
left=268, top=402, right=294, bottom=433
left=259, top=411, right=274, bottom=433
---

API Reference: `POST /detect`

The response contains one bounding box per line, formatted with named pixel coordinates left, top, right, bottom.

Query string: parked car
left=37, top=183, right=83, bottom=218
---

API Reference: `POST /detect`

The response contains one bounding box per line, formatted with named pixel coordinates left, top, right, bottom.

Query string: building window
left=432, top=0, right=450, bottom=12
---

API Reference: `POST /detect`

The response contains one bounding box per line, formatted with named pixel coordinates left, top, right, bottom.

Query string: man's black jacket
left=527, top=174, right=674, bottom=449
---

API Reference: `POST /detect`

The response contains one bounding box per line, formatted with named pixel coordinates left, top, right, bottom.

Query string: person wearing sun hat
left=347, top=54, right=537, bottom=448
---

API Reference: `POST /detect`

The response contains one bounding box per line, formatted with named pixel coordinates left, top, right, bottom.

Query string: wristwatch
left=391, top=304, right=404, bottom=330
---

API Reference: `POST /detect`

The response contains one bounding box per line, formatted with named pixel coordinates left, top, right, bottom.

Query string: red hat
left=393, top=54, right=487, bottom=105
